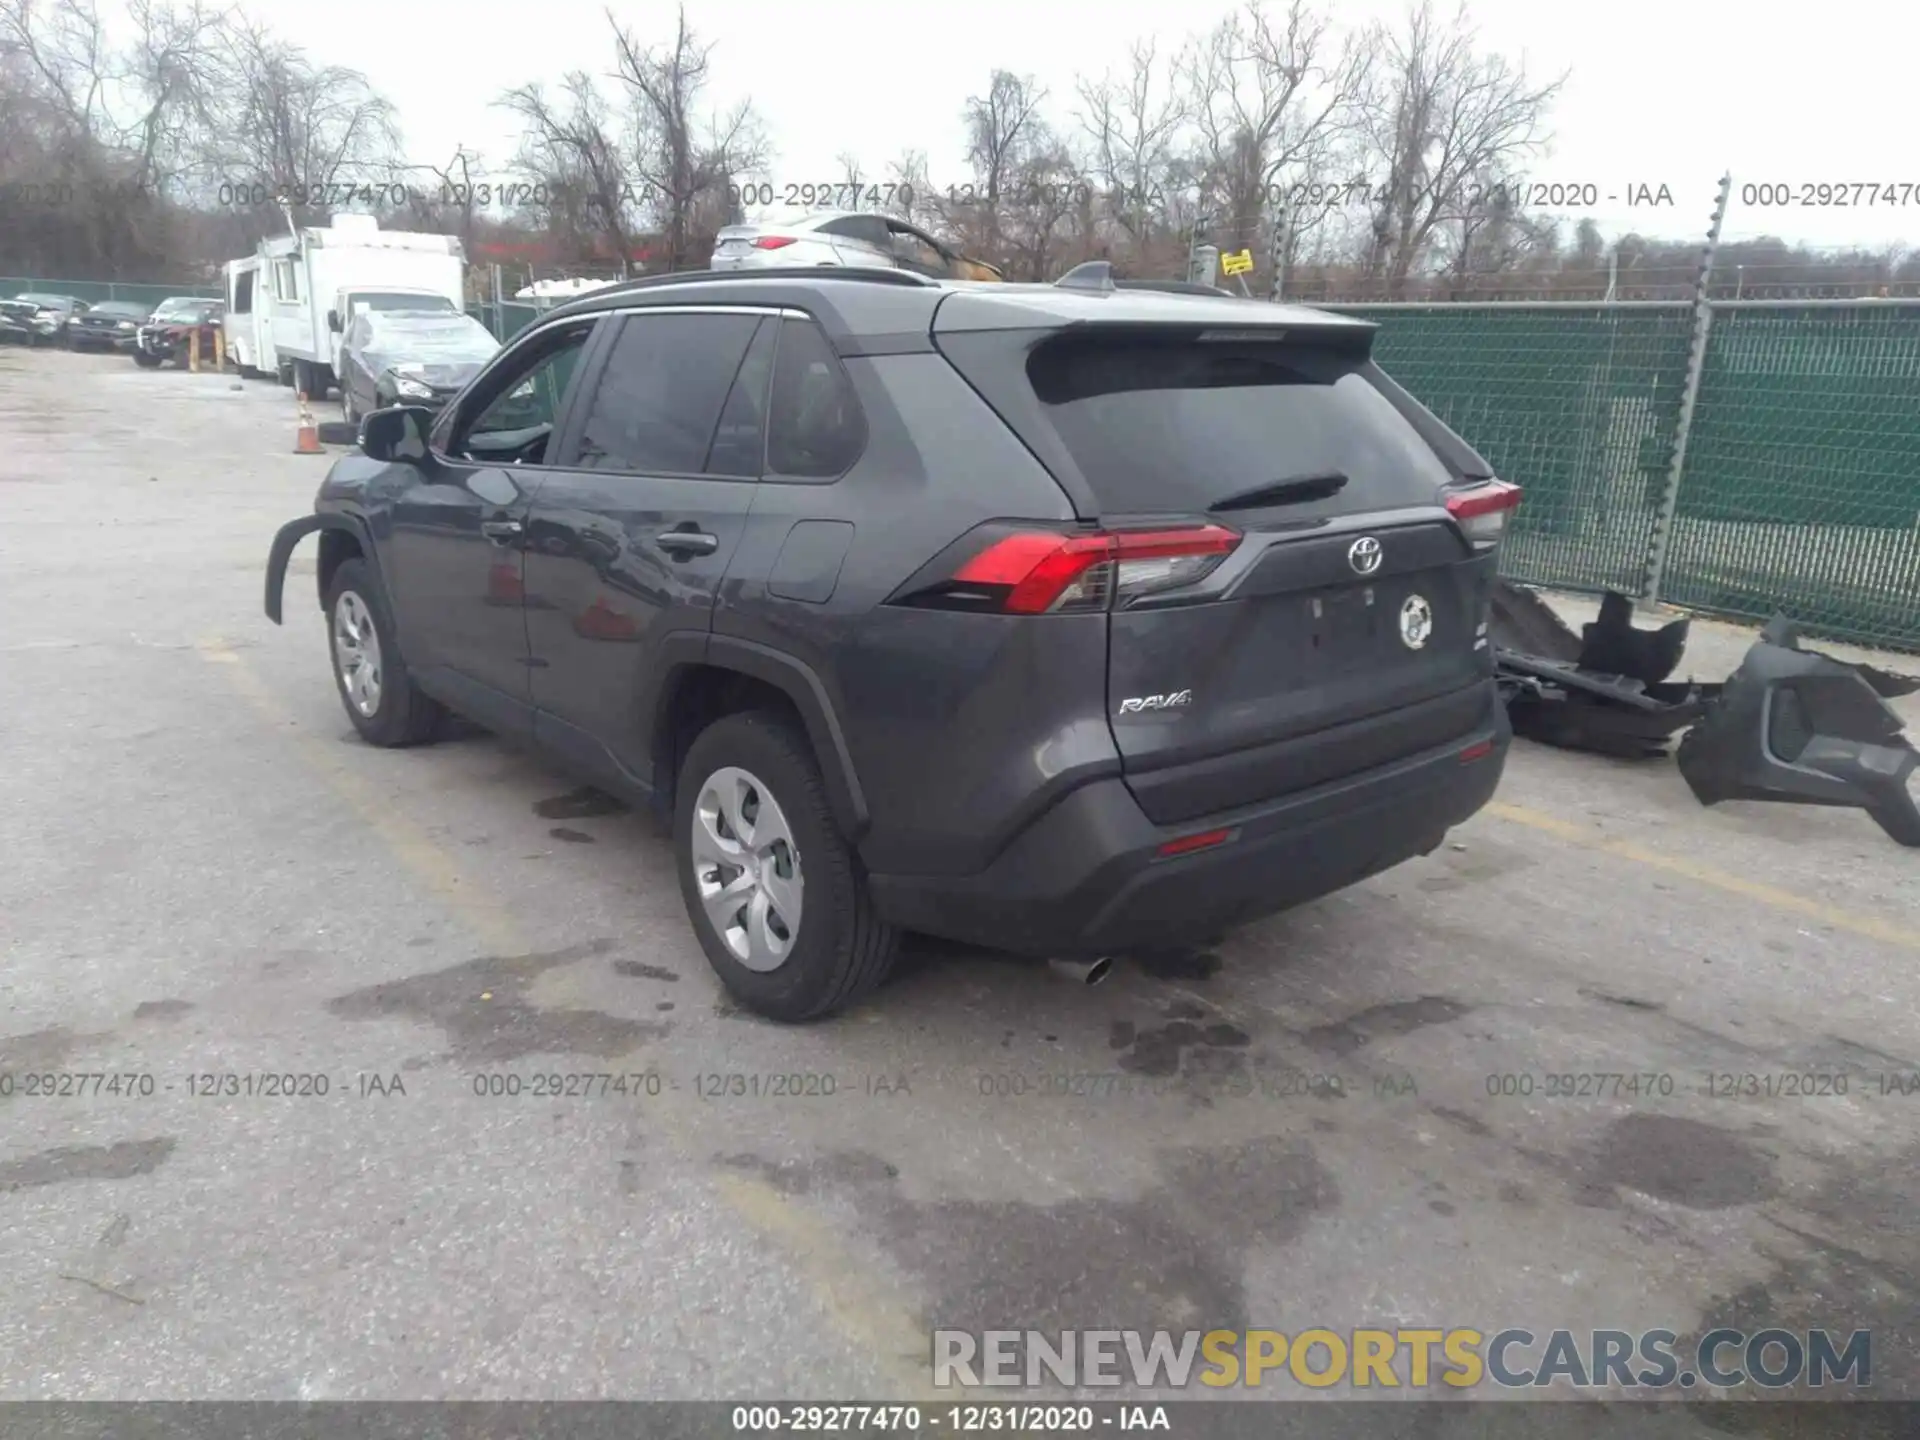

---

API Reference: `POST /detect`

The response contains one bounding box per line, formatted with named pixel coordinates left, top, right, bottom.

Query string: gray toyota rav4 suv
left=265, top=264, right=1519, bottom=1021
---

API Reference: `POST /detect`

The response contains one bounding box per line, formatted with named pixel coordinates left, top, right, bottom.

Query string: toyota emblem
left=1348, top=536, right=1382, bottom=576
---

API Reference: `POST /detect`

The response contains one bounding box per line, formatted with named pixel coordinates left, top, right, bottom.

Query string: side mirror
left=359, top=405, right=434, bottom=464
left=327, top=309, right=341, bottom=332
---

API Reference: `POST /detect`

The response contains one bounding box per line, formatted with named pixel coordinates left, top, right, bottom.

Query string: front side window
left=443, top=321, right=595, bottom=465
left=572, top=312, right=760, bottom=475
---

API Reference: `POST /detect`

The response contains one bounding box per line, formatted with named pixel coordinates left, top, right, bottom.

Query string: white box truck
left=247, top=215, right=466, bottom=399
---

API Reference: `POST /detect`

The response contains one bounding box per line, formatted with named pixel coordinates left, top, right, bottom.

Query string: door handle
left=655, top=529, right=719, bottom=558
left=480, top=519, right=524, bottom=546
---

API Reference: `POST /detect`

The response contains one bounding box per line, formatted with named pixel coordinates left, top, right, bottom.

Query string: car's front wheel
left=132, top=349, right=161, bottom=368
left=324, top=558, right=446, bottom=747
left=675, top=711, right=898, bottom=1022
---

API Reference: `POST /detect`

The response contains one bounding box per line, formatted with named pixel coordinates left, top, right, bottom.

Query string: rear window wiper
left=1208, top=471, right=1349, bottom=512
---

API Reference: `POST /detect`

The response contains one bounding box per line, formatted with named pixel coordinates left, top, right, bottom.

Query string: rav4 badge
left=1400, top=594, right=1434, bottom=649
left=1117, top=691, right=1192, bottom=715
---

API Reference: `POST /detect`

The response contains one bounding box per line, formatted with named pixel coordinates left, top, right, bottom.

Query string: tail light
left=751, top=236, right=796, bottom=251
left=1445, top=479, right=1523, bottom=549
left=905, top=525, right=1242, bottom=614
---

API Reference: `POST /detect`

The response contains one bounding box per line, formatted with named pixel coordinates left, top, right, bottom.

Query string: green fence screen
left=1336, top=301, right=1918, bottom=651
left=468, top=301, right=540, bottom=341
left=1, top=275, right=220, bottom=306
left=1336, top=303, right=1696, bottom=598
left=1659, top=305, right=1920, bottom=647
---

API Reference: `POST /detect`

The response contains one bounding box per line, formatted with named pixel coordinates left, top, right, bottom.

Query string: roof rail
left=567, top=265, right=943, bottom=302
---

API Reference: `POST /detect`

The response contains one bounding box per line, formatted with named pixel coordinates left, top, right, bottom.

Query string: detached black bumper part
left=1676, top=617, right=1920, bottom=847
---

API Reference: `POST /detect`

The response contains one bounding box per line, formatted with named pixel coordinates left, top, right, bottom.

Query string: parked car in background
left=0, top=297, right=37, bottom=343
left=335, top=308, right=502, bottom=426
left=710, top=211, right=1004, bottom=281
left=67, top=300, right=153, bottom=352
left=0, top=293, right=90, bottom=346
left=262, top=266, right=1518, bottom=1022
left=134, top=297, right=224, bottom=368
left=327, top=286, right=461, bottom=385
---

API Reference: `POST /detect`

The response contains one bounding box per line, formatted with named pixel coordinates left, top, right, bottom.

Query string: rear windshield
left=1026, top=333, right=1454, bottom=516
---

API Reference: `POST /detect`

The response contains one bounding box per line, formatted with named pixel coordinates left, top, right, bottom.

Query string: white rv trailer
left=232, top=215, right=465, bottom=398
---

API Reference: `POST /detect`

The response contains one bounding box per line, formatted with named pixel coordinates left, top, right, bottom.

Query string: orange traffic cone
left=294, top=392, right=323, bottom=455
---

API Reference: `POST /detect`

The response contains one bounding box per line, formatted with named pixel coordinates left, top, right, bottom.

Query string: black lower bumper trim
left=869, top=699, right=1510, bottom=957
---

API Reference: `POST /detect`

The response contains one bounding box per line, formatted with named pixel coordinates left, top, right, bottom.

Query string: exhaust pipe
left=1048, top=956, right=1115, bottom=987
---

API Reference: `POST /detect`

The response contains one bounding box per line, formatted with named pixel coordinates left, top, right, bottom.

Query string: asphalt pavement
left=2, top=346, right=1916, bottom=1425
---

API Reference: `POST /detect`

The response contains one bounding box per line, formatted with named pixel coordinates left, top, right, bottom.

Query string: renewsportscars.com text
left=932, top=1327, right=1871, bottom=1390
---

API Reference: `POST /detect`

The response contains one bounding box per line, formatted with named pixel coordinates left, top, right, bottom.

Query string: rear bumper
left=868, top=690, right=1510, bottom=956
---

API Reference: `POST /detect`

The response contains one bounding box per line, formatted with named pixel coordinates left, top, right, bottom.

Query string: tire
left=277, top=361, right=294, bottom=387
left=323, top=558, right=446, bottom=747
left=133, top=349, right=161, bottom=368
left=675, top=711, right=898, bottom=1022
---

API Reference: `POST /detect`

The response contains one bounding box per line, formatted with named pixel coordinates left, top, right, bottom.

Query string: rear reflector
left=1156, top=827, right=1236, bottom=857
left=1458, top=739, right=1495, bottom=763
left=1445, top=479, right=1523, bottom=549
left=751, top=236, right=796, bottom=250
left=947, top=525, right=1241, bottom=614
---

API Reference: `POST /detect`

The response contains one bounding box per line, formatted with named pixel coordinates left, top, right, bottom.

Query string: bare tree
left=1356, top=0, right=1562, bottom=295
left=203, top=17, right=400, bottom=226
left=961, top=69, right=1047, bottom=257
left=499, top=72, right=636, bottom=268
left=1076, top=39, right=1189, bottom=249
left=609, top=5, right=766, bottom=270
left=881, top=148, right=941, bottom=228
left=1180, top=0, right=1370, bottom=287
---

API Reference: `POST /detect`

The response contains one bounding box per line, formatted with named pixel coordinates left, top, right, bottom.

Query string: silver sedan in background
left=709, top=210, right=1004, bottom=280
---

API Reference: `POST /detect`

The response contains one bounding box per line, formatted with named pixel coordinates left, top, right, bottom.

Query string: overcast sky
left=256, top=0, right=1919, bottom=251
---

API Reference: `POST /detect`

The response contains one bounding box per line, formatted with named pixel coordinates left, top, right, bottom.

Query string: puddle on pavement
left=717, top=1136, right=1340, bottom=1335
left=326, top=938, right=668, bottom=1061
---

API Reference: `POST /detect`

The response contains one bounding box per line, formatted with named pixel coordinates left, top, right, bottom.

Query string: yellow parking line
left=200, top=637, right=936, bottom=1396
left=1486, top=801, right=1919, bottom=952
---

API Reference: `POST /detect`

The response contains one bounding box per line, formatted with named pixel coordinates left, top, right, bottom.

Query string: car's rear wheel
left=675, top=711, right=898, bottom=1022
left=324, top=558, right=446, bottom=747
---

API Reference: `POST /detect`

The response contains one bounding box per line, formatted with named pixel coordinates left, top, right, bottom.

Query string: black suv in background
left=265, top=266, right=1519, bottom=1021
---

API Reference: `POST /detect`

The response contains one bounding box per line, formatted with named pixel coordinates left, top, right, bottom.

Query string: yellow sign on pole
left=1220, top=248, right=1254, bottom=276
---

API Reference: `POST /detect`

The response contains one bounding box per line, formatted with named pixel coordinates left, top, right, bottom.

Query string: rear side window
left=766, top=319, right=866, bottom=479
left=1026, top=334, right=1455, bottom=516
left=575, top=312, right=760, bottom=475
left=703, top=318, right=776, bottom=477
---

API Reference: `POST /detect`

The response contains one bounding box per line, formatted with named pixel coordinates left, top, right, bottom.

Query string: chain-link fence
left=1660, top=302, right=1920, bottom=647
left=1333, top=299, right=1919, bottom=652
left=467, top=301, right=540, bottom=341
left=1334, top=302, right=1697, bottom=596
left=1, top=275, right=220, bottom=306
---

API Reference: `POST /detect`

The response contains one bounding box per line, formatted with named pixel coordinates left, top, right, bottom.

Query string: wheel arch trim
left=653, top=633, right=871, bottom=841
left=264, top=512, right=380, bottom=624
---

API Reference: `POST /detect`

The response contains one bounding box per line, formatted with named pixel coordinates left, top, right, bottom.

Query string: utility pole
left=1186, top=211, right=1208, bottom=284
left=1641, top=170, right=1732, bottom=611
left=1269, top=202, right=1290, bottom=302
